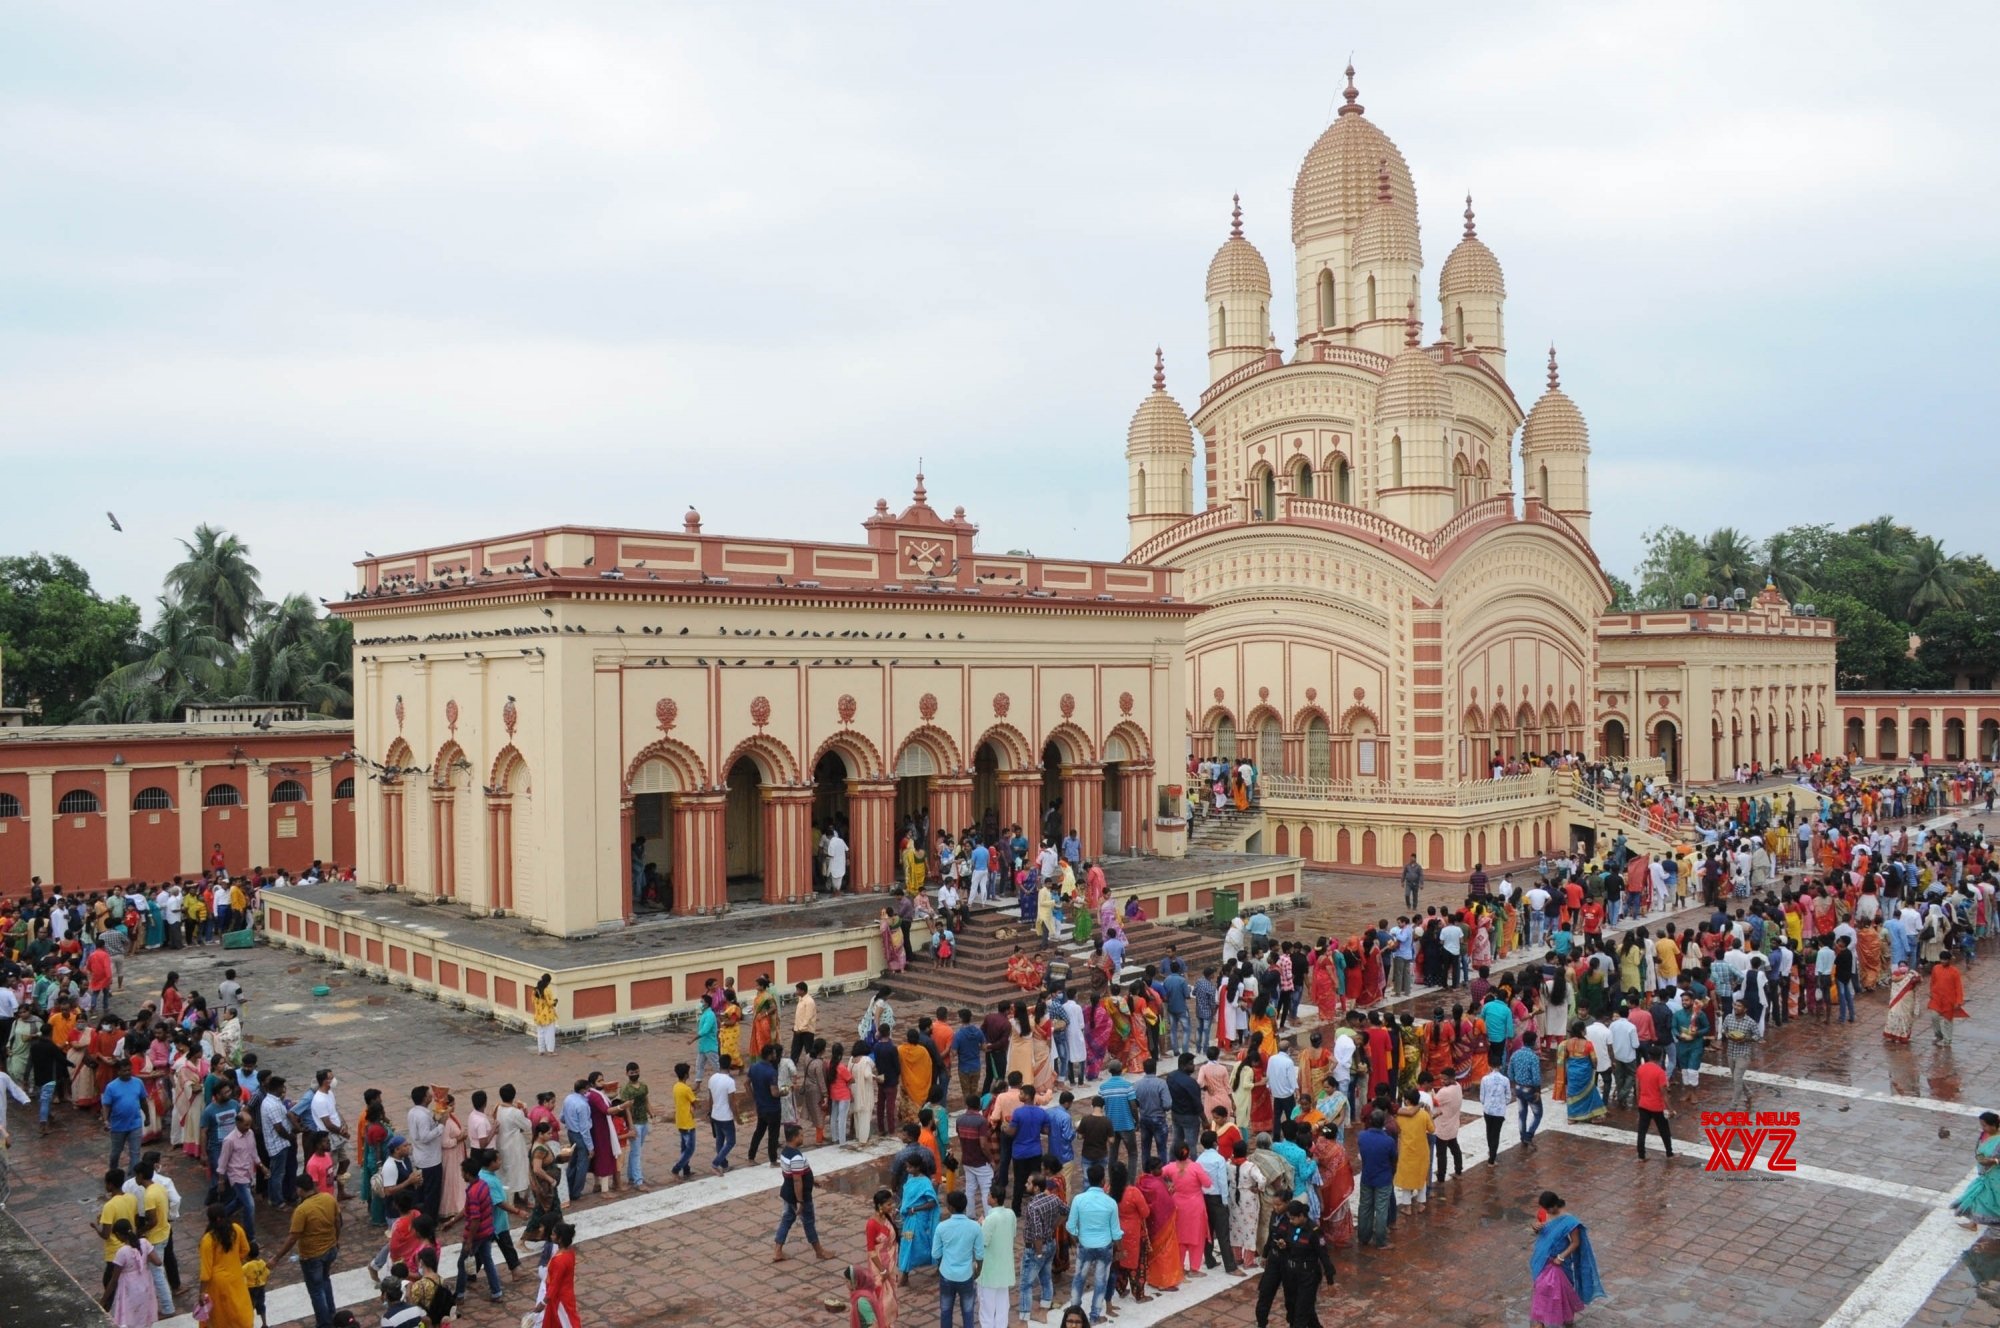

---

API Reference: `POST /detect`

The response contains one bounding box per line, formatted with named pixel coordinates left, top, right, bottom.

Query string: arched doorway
left=1911, top=718, right=1931, bottom=759
left=1040, top=742, right=1065, bottom=845
left=1946, top=718, right=1966, bottom=761
left=1982, top=719, right=2000, bottom=763
left=894, top=740, right=937, bottom=849
left=724, top=756, right=764, bottom=902
left=1877, top=717, right=1898, bottom=761
left=1653, top=720, right=1679, bottom=781
left=1213, top=713, right=1237, bottom=763
left=1305, top=715, right=1331, bottom=781
left=1602, top=719, right=1627, bottom=762
left=1845, top=716, right=1865, bottom=757
left=812, top=751, right=851, bottom=890
left=632, top=760, right=682, bottom=910
left=1258, top=715, right=1283, bottom=776
left=973, top=743, right=1001, bottom=838
left=488, top=748, right=531, bottom=915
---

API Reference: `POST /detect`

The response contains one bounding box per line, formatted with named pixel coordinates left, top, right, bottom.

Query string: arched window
left=1213, top=302, right=1226, bottom=349
left=0, top=793, right=18, bottom=818
left=334, top=777, right=355, bottom=799
left=1305, top=715, right=1331, bottom=780
left=1259, top=717, right=1283, bottom=774
left=58, top=789, right=100, bottom=815
left=1317, top=270, right=1336, bottom=329
left=1214, top=715, right=1237, bottom=760
left=1259, top=467, right=1277, bottom=520
left=1181, top=466, right=1191, bottom=512
left=1366, top=275, right=1377, bottom=323
left=1454, top=304, right=1466, bottom=346
left=1135, top=466, right=1147, bottom=515
left=204, top=784, right=243, bottom=808
left=1292, top=458, right=1313, bottom=499
left=1259, top=303, right=1269, bottom=344
left=1453, top=455, right=1472, bottom=512
left=1389, top=436, right=1403, bottom=489
left=271, top=779, right=306, bottom=803
left=1333, top=456, right=1352, bottom=504
left=133, top=787, right=172, bottom=811
left=1537, top=463, right=1549, bottom=501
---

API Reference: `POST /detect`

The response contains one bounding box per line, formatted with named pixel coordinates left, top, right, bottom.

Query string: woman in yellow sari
left=748, top=976, right=779, bottom=1061
left=719, top=991, right=744, bottom=1064
left=897, top=1028, right=933, bottom=1125
left=902, top=839, right=926, bottom=895
left=1246, top=998, right=1278, bottom=1061
left=199, top=1206, right=256, bottom=1328
left=1499, top=901, right=1519, bottom=958
left=1232, top=773, right=1250, bottom=813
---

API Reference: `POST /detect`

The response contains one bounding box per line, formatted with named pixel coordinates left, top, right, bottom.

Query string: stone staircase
left=884, top=899, right=1200, bottom=1010
left=1186, top=806, right=1266, bottom=855
left=1558, top=774, right=1691, bottom=861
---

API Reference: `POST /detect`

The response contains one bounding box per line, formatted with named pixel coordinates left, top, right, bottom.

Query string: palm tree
left=74, top=678, right=175, bottom=725
left=1701, top=527, right=1759, bottom=596
left=1852, top=515, right=1917, bottom=559
left=1760, top=530, right=1814, bottom=602
left=230, top=605, right=352, bottom=715
left=1895, top=536, right=1969, bottom=622
left=167, top=525, right=262, bottom=645
left=111, top=597, right=230, bottom=700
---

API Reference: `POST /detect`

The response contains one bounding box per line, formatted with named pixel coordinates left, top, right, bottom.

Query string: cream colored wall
left=350, top=593, right=1189, bottom=935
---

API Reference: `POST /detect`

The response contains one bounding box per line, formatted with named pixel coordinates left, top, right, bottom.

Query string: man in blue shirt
left=1193, top=968, right=1219, bottom=1048
left=1102, top=931, right=1127, bottom=972
left=1005, top=1086, right=1049, bottom=1216
left=1247, top=909, right=1274, bottom=956
left=931, top=1190, right=983, bottom=1328
left=1098, top=1065, right=1138, bottom=1174
left=949, top=1010, right=986, bottom=1109
left=100, top=1059, right=148, bottom=1171
left=1047, top=1092, right=1077, bottom=1181
left=1065, top=1164, right=1123, bottom=1322
left=1482, top=992, right=1513, bottom=1067
left=747, top=1044, right=784, bottom=1167
left=1062, top=831, right=1081, bottom=868
left=1160, top=970, right=1192, bottom=1057
left=1132, top=1060, right=1172, bottom=1170
left=969, top=842, right=992, bottom=906
left=1392, top=917, right=1416, bottom=995
left=1355, top=1111, right=1397, bottom=1248
left=1507, top=1030, right=1544, bottom=1145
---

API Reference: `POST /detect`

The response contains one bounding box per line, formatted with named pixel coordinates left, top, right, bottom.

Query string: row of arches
left=13, top=779, right=358, bottom=818
left=1271, top=817, right=1557, bottom=871
left=1601, top=711, right=1833, bottom=781
left=1251, top=457, right=1353, bottom=519
left=1846, top=715, right=1999, bottom=763
left=1313, top=270, right=1380, bottom=331
left=1201, top=707, right=1376, bottom=783
left=376, top=739, right=533, bottom=915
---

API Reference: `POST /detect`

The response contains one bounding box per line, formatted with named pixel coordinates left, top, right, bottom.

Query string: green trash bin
left=1212, top=888, right=1239, bottom=928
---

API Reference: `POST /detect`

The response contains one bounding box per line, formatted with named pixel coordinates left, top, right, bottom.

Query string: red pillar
left=618, top=798, right=635, bottom=924
left=930, top=776, right=974, bottom=845
left=760, top=787, right=814, bottom=904
left=1061, top=764, right=1105, bottom=860
left=1120, top=763, right=1155, bottom=853
left=672, top=792, right=728, bottom=914
left=846, top=779, right=896, bottom=893
left=998, top=771, right=1041, bottom=848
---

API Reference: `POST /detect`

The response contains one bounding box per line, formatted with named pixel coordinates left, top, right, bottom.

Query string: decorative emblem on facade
left=655, top=697, right=678, bottom=735
left=1305, top=687, right=1318, bottom=703
left=1353, top=687, right=1365, bottom=701
left=750, top=696, right=772, bottom=731
left=993, top=693, right=1011, bottom=719
left=502, top=696, right=518, bottom=738
left=1214, top=687, right=1225, bottom=703
left=901, top=537, right=950, bottom=577
left=445, top=700, right=459, bottom=735
left=1059, top=693, right=1076, bottom=720
left=394, top=695, right=405, bottom=731
left=837, top=694, right=857, bottom=725
left=918, top=693, right=938, bottom=722
left=1118, top=691, right=1134, bottom=716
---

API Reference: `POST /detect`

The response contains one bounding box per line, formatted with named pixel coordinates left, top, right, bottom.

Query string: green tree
left=1893, top=536, right=1969, bottom=623
left=1632, top=526, right=1710, bottom=608
left=1818, top=592, right=1914, bottom=688
left=1912, top=608, right=2000, bottom=688
left=1604, top=572, right=1636, bottom=612
left=0, top=554, right=142, bottom=723
left=108, top=597, right=230, bottom=703
left=1701, top=527, right=1760, bottom=597
left=1759, top=528, right=1818, bottom=602
left=230, top=596, right=353, bottom=716
left=1851, top=515, right=1918, bottom=560
left=166, top=524, right=263, bottom=645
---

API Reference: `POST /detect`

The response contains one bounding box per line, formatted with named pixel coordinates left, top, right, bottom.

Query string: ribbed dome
left=1206, top=195, right=1271, bottom=299
left=1377, top=326, right=1452, bottom=422
left=1127, top=350, right=1194, bottom=456
left=1439, top=196, right=1504, bottom=297
left=1352, top=164, right=1421, bottom=268
left=1523, top=348, right=1589, bottom=452
left=1291, top=68, right=1417, bottom=245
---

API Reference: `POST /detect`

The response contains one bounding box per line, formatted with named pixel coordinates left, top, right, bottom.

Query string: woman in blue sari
left=896, top=1154, right=939, bottom=1280
left=1672, top=999, right=1709, bottom=1091
left=1560, top=1020, right=1606, bottom=1123
left=1529, top=1190, right=1604, bottom=1327
left=1954, top=1110, right=2000, bottom=1236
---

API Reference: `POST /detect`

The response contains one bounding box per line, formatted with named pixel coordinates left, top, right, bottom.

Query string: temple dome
left=1127, top=350, right=1193, bottom=455
left=1523, top=348, right=1589, bottom=452
left=1291, top=66, right=1417, bottom=245
left=1440, top=196, right=1505, bottom=297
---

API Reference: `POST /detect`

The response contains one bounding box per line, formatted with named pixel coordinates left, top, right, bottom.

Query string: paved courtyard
left=6, top=828, right=1999, bottom=1328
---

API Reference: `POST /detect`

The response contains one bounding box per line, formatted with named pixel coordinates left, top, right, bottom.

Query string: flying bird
left=106, top=512, right=122, bottom=532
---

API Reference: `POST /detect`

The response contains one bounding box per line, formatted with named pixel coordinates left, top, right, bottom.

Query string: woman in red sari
left=540, top=1222, right=579, bottom=1328
left=1423, top=1009, right=1457, bottom=1085
left=1357, top=935, right=1386, bottom=1008
left=1342, top=939, right=1365, bottom=1005
left=1136, top=1160, right=1183, bottom=1290
left=1312, top=1122, right=1354, bottom=1249
left=1113, top=1165, right=1152, bottom=1303
left=1455, top=1008, right=1489, bottom=1084
left=1309, top=944, right=1341, bottom=1018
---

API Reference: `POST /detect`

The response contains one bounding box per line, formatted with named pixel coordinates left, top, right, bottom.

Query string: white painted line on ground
left=1694, top=1063, right=1986, bottom=1117
left=1559, top=1121, right=1948, bottom=1204
left=1820, top=1170, right=1978, bottom=1328
left=158, top=1137, right=900, bottom=1328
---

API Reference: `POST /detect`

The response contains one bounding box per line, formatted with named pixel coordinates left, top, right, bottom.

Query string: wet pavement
left=5, top=831, right=1998, bottom=1327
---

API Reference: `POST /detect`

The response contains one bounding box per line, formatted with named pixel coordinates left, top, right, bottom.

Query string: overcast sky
left=4, top=2, right=1995, bottom=612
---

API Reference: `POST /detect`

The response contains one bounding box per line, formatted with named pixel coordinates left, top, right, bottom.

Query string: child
left=305, top=1133, right=336, bottom=1194
left=934, top=926, right=955, bottom=969
left=242, top=1241, right=270, bottom=1328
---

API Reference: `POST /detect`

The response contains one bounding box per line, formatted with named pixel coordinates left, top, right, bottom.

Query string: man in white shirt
left=1477, top=1066, right=1512, bottom=1165
left=1439, top=920, right=1465, bottom=989
left=259, top=1073, right=297, bottom=1206
left=1522, top=884, right=1551, bottom=945
left=707, top=1058, right=739, bottom=1175
left=1037, top=842, right=1059, bottom=889
left=825, top=830, right=848, bottom=893
left=1607, top=1007, right=1640, bottom=1107
left=1332, top=1022, right=1357, bottom=1109
left=1265, top=1040, right=1300, bottom=1122
left=1582, top=1014, right=1613, bottom=1102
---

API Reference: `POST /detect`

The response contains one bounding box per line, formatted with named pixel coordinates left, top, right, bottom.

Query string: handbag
left=192, top=1295, right=213, bottom=1323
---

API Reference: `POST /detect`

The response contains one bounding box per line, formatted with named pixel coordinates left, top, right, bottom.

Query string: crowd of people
left=4, top=752, right=1997, bottom=1328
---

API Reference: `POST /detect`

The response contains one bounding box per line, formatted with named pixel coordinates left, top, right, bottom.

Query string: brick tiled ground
left=7, top=828, right=1998, bottom=1327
